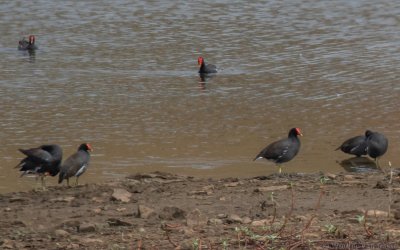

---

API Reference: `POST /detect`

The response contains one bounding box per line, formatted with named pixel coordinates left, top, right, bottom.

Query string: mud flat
left=1, top=170, right=400, bottom=249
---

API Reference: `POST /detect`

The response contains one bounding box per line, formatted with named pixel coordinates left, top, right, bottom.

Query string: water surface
left=1, top=0, right=400, bottom=193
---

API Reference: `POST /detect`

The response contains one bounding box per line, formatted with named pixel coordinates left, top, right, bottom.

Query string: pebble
left=186, top=209, right=208, bottom=227
left=137, top=204, right=156, bottom=219
left=55, top=229, right=70, bottom=237
left=111, top=188, right=132, bottom=203
left=251, top=219, right=271, bottom=227
left=79, top=223, right=96, bottom=233
left=227, top=214, right=242, bottom=224
left=159, top=206, right=186, bottom=220
left=254, top=185, right=288, bottom=192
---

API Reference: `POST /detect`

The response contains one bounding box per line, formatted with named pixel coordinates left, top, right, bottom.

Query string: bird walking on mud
left=254, top=128, right=303, bottom=174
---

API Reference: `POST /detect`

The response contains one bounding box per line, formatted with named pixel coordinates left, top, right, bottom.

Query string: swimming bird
left=18, top=35, right=38, bottom=51
left=254, top=128, right=303, bottom=173
left=16, top=144, right=63, bottom=188
left=198, top=56, right=217, bottom=74
left=58, top=143, right=93, bottom=186
left=335, top=132, right=368, bottom=157
left=365, top=130, right=388, bottom=169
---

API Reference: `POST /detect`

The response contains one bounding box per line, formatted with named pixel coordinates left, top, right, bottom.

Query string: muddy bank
left=0, top=170, right=400, bottom=249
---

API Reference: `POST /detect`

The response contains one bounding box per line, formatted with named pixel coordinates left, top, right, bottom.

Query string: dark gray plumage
left=254, top=128, right=303, bottom=173
left=58, top=143, right=93, bottom=186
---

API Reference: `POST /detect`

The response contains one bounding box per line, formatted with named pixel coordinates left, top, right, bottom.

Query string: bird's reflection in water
left=337, top=157, right=379, bottom=173
left=28, top=49, right=36, bottom=63
left=198, top=73, right=216, bottom=90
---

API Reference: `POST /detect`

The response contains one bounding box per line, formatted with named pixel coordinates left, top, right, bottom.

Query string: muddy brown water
left=1, top=1, right=400, bottom=193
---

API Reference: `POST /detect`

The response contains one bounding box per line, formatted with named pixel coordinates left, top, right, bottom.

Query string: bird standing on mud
left=58, top=143, right=93, bottom=187
left=254, top=128, right=303, bottom=174
left=16, top=144, right=63, bottom=189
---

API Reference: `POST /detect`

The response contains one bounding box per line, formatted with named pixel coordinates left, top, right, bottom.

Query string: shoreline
left=1, top=170, right=399, bottom=249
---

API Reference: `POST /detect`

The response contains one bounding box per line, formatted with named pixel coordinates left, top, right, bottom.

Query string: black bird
left=335, top=132, right=369, bottom=157
left=365, top=130, right=388, bottom=169
left=16, top=144, right=63, bottom=188
left=198, top=56, right=217, bottom=74
left=58, top=143, right=93, bottom=186
left=18, top=35, right=38, bottom=51
left=254, top=128, right=303, bottom=173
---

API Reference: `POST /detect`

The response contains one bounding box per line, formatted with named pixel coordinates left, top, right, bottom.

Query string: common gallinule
left=198, top=56, right=217, bottom=74
left=16, top=144, right=62, bottom=188
left=365, top=130, right=388, bottom=169
left=58, top=143, right=93, bottom=186
left=335, top=133, right=368, bottom=157
left=254, top=128, right=303, bottom=173
left=18, top=35, right=37, bottom=51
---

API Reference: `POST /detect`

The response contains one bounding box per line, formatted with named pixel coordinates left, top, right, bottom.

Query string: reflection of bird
left=336, top=132, right=368, bottom=157
left=198, top=56, right=217, bottom=74
left=365, top=130, right=388, bottom=169
left=58, top=143, right=93, bottom=186
left=254, top=128, right=303, bottom=173
left=337, top=157, right=377, bottom=173
left=16, top=144, right=63, bottom=189
left=18, top=35, right=38, bottom=51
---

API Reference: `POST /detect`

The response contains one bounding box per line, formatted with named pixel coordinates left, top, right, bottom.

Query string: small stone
left=50, top=196, right=75, bottom=203
left=208, top=218, right=223, bottom=225
left=359, top=209, right=389, bottom=217
left=255, top=185, right=288, bottom=192
left=11, top=220, right=26, bottom=227
left=92, top=208, right=102, bottom=214
left=251, top=219, right=271, bottom=227
left=186, top=209, right=208, bottom=227
left=393, top=210, right=400, bottom=220
left=137, top=205, right=156, bottom=219
left=343, top=175, right=355, bottom=180
left=159, top=206, right=186, bottom=220
left=217, top=214, right=227, bottom=219
left=242, top=216, right=252, bottom=224
left=224, top=182, right=240, bottom=187
left=187, top=190, right=208, bottom=196
left=67, top=243, right=80, bottom=249
left=107, top=218, right=132, bottom=227
left=79, top=223, right=96, bottom=233
left=9, top=197, right=27, bottom=203
left=1, top=239, right=15, bottom=249
left=91, top=197, right=104, bottom=203
left=226, top=214, right=242, bottom=224
left=375, top=181, right=388, bottom=189
left=55, top=229, right=70, bottom=237
left=180, top=227, right=195, bottom=237
left=111, top=189, right=132, bottom=203
left=80, top=238, right=104, bottom=244
left=386, top=229, right=400, bottom=237
left=325, top=173, right=337, bottom=179
left=4, top=207, right=11, bottom=212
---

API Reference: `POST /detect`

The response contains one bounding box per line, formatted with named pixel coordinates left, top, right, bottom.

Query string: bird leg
left=66, top=178, right=70, bottom=187
left=41, top=175, right=47, bottom=191
left=375, top=158, right=382, bottom=171
left=277, top=165, right=282, bottom=174
left=75, top=177, right=79, bottom=186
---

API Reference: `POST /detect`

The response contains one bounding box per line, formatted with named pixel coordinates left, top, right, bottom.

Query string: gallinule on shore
left=58, top=143, right=93, bottom=186
left=335, top=132, right=368, bottom=157
left=254, top=128, right=303, bottom=173
left=16, top=144, right=63, bottom=188
left=365, top=130, right=388, bottom=169
left=18, top=35, right=38, bottom=51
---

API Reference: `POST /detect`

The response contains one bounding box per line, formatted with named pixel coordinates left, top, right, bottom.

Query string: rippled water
left=1, top=0, right=400, bottom=193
